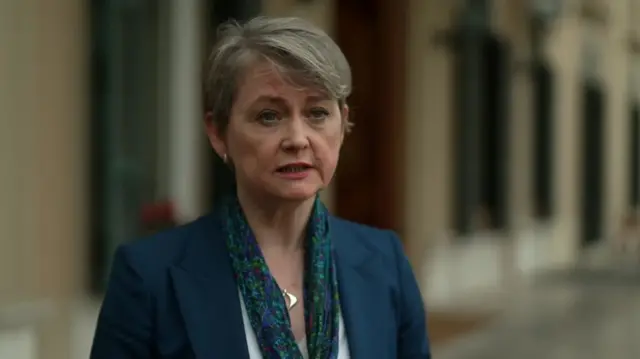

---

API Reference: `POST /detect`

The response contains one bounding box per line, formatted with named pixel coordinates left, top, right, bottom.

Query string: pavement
left=432, top=267, right=640, bottom=359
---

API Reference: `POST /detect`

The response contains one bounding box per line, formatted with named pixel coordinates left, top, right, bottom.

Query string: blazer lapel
left=332, top=218, right=389, bottom=359
left=169, top=214, right=250, bottom=359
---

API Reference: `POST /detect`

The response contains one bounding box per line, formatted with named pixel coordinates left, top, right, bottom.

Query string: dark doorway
left=630, top=102, right=640, bottom=208
left=533, top=63, right=554, bottom=218
left=333, top=0, right=408, bottom=233
left=451, top=30, right=510, bottom=234
left=580, top=81, right=605, bottom=246
left=450, top=3, right=486, bottom=236
left=479, top=34, right=510, bottom=230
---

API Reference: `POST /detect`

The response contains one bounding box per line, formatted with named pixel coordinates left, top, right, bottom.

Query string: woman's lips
left=276, top=164, right=312, bottom=179
left=276, top=169, right=310, bottom=180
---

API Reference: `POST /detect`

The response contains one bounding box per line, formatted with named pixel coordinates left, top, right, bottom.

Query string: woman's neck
left=236, top=188, right=315, bottom=253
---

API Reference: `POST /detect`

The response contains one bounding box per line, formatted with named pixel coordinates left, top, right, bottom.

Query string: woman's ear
left=340, top=104, right=350, bottom=145
left=204, top=112, right=227, bottom=159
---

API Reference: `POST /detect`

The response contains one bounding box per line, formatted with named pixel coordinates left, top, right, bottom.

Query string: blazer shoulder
left=330, top=216, right=403, bottom=260
left=116, top=214, right=216, bottom=282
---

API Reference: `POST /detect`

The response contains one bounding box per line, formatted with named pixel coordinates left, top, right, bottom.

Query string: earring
left=222, top=153, right=228, bottom=163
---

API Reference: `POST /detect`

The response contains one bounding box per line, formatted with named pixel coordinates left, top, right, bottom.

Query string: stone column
left=168, top=0, right=207, bottom=222
left=546, top=15, right=583, bottom=266
left=404, top=0, right=457, bottom=282
left=602, top=1, right=632, bottom=240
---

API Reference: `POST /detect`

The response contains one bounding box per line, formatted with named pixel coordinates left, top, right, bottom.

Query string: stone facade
left=2, top=0, right=639, bottom=357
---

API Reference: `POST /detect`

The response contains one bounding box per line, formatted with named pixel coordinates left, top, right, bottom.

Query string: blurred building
left=2, top=0, right=640, bottom=358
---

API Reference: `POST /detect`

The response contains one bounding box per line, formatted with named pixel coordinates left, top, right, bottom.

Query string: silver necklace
left=282, top=289, right=298, bottom=311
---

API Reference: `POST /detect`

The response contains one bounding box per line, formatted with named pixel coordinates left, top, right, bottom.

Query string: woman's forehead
left=236, top=62, right=330, bottom=104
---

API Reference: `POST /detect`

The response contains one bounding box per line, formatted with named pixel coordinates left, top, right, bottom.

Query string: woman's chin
left=277, top=190, right=317, bottom=202
left=271, top=185, right=320, bottom=202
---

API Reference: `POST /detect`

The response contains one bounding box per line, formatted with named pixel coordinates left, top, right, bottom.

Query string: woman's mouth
left=276, top=164, right=312, bottom=179
left=277, top=165, right=310, bottom=173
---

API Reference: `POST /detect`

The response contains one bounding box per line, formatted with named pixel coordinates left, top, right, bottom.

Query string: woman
left=90, top=16, right=430, bottom=359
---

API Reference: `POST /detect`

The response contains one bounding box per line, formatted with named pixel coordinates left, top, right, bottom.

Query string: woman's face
left=207, top=61, right=347, bottom=202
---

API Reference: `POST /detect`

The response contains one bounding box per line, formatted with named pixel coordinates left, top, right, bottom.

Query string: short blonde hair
left=203, top=16, right=353, bottom=132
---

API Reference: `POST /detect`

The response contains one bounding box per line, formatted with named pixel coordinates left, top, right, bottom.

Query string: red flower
left=140, top=201, right=175, bottom=225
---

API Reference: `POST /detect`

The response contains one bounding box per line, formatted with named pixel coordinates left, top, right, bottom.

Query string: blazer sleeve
left=390, top=231, right=431, bottom=359
left=90, top=245, right=154, bottom=359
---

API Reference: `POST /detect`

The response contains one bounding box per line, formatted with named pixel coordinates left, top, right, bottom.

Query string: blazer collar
left=331, top=217, right=388, bottom=359
left=168, top=212, right=383, bottom=359
left=169, top=213, right=250, bottom=359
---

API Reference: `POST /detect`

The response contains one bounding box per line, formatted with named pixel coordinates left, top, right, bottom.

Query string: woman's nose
left=281, top=115, right=310, bottom=150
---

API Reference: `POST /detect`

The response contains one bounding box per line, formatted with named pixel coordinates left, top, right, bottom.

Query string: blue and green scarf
left=221, top=195, right=341, bottom=359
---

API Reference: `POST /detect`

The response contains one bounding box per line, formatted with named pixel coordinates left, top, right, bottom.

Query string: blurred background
left=2, top=0, right=640, bottom=358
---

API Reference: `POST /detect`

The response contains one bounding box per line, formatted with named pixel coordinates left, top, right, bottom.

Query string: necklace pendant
left=282, top=289, right=298, bottom=311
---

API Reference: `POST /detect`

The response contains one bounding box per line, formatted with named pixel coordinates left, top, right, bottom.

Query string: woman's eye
left=308, top=108, right=330, bottom=122
left=257, top=110, right=279, bottom=125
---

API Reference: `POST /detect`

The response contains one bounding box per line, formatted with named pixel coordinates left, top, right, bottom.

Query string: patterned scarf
left=221, top=195, right=341, bottom=359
